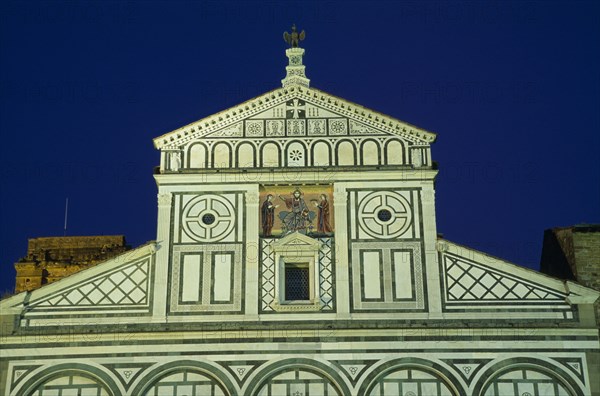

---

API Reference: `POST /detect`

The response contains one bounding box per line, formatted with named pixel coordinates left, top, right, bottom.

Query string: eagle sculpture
left=283, top=24, right=305, bottom=48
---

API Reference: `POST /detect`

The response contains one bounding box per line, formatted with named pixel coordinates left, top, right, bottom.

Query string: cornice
left=153, top=85, right=437, bottom=150
left=153, top=168, right=439, bottom=186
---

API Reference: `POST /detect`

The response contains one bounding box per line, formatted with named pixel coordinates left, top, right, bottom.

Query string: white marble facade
left=1, top=44, right=599, bottom=396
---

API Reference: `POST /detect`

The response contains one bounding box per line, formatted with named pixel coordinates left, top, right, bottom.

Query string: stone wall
left=572, top=231, right=600, bottom=290
left=541, top=225, right=600, bottom=325
left=14, top=235, right=130, bottom=293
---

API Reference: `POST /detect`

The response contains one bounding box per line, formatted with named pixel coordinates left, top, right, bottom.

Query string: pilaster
left=422, top=182, right=442, bottom=318
left=152, top=191, right=172, bottom=321
left=245, top=187, right=260, bottom=318
left=333, top=183, right=350, bottom=317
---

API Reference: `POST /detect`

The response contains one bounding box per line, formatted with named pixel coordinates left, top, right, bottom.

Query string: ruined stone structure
left=13, top=236, right=130, bottom=293
left=1, top=33, right=599, bottom=396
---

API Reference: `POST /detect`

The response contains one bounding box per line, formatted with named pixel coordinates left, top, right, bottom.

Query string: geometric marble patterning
left=260, top=238, right=276, bottom=312
left=367, top=367, right=454, bottom=396
left=482, top=368, right=572, bottom=396
left=256, top=367, right=341, bottom=396
left=35, top=258, right=149, bottom=307
left=260, top=237, right=334, bottom=313
left=318, top=237, right=334, bottom=310
left=443, top=254, right=565, bottom=302
left=30, top=374, right=110, bottom=396
left=143, top=369, right=226, bottom=396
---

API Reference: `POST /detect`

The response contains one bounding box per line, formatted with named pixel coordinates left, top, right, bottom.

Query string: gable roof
left=153, top=85, right=437, bottom=150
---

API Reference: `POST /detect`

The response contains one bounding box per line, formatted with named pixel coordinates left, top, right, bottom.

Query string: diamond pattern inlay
left=260, top=237, right=334, bottom=311
left=444, top=256, right=565, bottom=302
left=319, top=238, right=334, bottom=310
left=261, top=238, right=276, bottom=311
left=36, top=259, right=150, bottom=307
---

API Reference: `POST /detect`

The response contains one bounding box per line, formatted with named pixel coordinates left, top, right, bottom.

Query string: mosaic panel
left=259, top=185, right=334, bottom=238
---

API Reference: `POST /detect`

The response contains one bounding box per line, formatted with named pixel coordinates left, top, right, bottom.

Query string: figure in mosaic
left=278, top=189, right=315, bottom=234
left=312, top=194, right=332, bottom=233
left=261, top=194, right=279, bottom=236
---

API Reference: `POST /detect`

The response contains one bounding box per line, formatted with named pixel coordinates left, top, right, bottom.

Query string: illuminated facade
left=1, top=37, right=598, bottom=396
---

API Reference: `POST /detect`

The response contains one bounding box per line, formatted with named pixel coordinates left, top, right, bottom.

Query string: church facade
left=1, top=36, right=599, bottom=396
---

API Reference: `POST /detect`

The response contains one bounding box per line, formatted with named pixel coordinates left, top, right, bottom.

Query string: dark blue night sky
left=1, top=1, right=598, bottom=294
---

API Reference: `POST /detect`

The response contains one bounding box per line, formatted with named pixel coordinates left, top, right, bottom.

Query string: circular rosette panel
left=357, top=191, right=412, bottom=239
left=181, top=194, right=236, bottom=242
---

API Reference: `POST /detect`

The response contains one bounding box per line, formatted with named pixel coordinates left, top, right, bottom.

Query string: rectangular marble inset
left=212, top=253, right=233, bottom=303
left=181, top=253, right=202, bottom=302
left=393, top=250, right=413, bottom=300
left=170, top=244, right=243, bottom=314
left=350, top=241, right=424, bottom=312
left=361, top=251, right=382, bottom=300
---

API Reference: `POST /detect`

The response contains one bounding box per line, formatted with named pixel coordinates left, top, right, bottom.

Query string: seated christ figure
left=278, top=189, right=315, bottom=234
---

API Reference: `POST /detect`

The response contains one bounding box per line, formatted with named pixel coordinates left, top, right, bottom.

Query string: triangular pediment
left=437, top=239, right=599, bottom=312
left=272, top=231, right=321, bottom=252
left=153, top=85, right=436, bottom=150
left=0, top=243, right=157, bottom=320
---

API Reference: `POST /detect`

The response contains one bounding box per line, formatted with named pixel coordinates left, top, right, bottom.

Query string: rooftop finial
left=281, top=24, right=310, bottom=88
left=283, top=24, right=305, bottom=48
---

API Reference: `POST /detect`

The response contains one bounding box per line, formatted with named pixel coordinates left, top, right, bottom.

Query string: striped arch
left=131, top=360, right=237, bottom=396
left=360, top=138, right=382, bottom=166
left=358, top=357, right=463, bottom=396
left=244, top=358, right=351, bottom=396
left=472, top=357, right=584, bottom=396
left=16, top=363, right=122, bottom=396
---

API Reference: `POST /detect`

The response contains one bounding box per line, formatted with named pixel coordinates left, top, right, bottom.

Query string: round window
left=201, top=213, right=216, bottom=225
left=377, top=209, right=393, bottom=222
